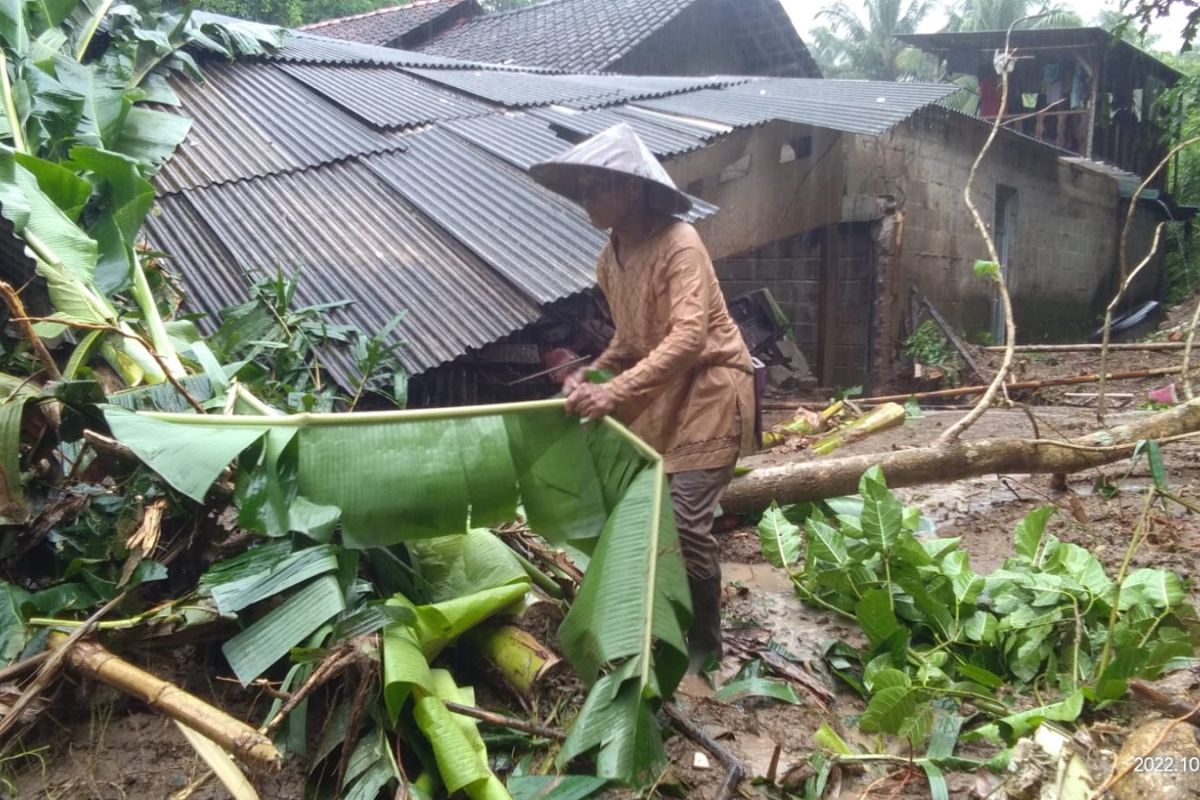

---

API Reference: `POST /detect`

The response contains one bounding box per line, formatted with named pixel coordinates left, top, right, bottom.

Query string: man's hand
left=565, top=383, right=615, bottom=421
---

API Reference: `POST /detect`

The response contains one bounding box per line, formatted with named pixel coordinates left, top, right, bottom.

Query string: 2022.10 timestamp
left=1134, top=756, right=1200, bottom=773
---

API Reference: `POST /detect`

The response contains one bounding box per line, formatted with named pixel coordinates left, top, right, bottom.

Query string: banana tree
left=0, top=0, right=283, bottom=384
left=103, top=398, right=693, bottom=789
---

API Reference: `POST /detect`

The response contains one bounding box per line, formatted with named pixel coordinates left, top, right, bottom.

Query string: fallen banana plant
left=102, top=398, right=692, bottom=788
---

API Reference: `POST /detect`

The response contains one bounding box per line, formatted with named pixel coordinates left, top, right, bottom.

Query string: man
left=530, top=124, right=755, bottom=670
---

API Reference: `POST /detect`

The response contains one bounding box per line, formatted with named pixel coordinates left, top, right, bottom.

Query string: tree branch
left=937, top=20, right=1026, bottom=446
left=18, top=316, right=204, bottom=414
left=0, top=282, right=61, bottom=381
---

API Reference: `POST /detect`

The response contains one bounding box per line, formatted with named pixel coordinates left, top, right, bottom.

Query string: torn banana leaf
left=104, top=399, right=691, bottom=786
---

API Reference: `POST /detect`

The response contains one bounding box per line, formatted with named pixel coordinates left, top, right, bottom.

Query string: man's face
left=579, top=173, right=640, bottom=230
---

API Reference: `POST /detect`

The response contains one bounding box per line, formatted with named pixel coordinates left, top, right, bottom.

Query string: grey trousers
left=668, top=465, right=735, bottom=581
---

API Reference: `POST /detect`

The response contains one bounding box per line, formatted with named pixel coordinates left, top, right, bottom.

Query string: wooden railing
left=984, top=109, right=1091, bottom=154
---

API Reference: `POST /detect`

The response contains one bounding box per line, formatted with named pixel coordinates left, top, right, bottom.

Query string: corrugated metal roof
left=419, top=0, right=695, bottom=72
left=405, top=68, right=627, bottom=108
left=273, top=30, right=485, bottom=68
left=146, top=160, right=541, bottom=376
left=364, top=129, right=607, bottom=304
left=530, top=105, right=715, bottom=156
left=424, top=115, right=718, bottom=224
left=552, top=74, right=745, bottom=109
left=439, top=113, right=571, bottom=169
left=636, top=78, right=962, bottom=136
left=156, top=62, right=399, bottom=194
left=299, top=0, right=478, bottom=48
left=406, top=68, right=742, bottom=110
left=277, top=62, right=489, bottom=128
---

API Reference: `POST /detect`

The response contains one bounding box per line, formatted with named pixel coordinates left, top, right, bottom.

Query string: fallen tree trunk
left=722, top=399, right=1200, bottom=514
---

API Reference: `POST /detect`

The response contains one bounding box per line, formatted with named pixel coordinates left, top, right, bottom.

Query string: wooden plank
left=818, top=224, right=839, bottom=386
left=917, top=292, right=986, bottom=384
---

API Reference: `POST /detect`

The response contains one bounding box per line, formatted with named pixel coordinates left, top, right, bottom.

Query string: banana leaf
left=0, top=374, right=38, bottom=522
left=414, top=670, right=511, bottom=800
left=105, top=399, right=691, bottom=786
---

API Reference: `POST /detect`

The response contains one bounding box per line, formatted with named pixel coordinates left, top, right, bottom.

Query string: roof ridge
left=301, top=0, right=463, bottom=31
left=471, top=0, right=689, bottom=21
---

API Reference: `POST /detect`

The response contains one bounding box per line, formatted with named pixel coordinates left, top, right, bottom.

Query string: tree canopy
left=809, top=0, right=935, bottom=80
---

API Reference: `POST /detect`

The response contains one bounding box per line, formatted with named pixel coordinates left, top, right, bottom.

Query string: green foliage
left=762, top=468, right=1199, bottom=748
left=1160, top=221, right=1200, bottom=304
left=1125, top=0, right=1200, bottom=53
left=903, top=319, right=963, bottom=385
left=206, top=270, right=406, bottom=413
left=973, top=259, right=1000, bottom=279
left=756, top=501, right=802, bottom=571
left=104, top=400, right=691, bottom=787
left=810, top=0, right=936, bottom=80
left=0, top=0, right=283, bottom=386
left=943, top=0, right=1082, bottom=33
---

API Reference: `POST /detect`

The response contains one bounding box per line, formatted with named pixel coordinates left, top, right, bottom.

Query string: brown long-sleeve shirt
left=592, top=221, right=755, bottom=473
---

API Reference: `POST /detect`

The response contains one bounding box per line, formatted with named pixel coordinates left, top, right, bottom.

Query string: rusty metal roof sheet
left=155, top=61, right=399, bottom=193
left=146, top=160, right=541, bottom=376
left=277, top=62, right=490, bottom=128
left=364, top=129, right=606, bottom=303
left=637, top=78, right=962, bottom=136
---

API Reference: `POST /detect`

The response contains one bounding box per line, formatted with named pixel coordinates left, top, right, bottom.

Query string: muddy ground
left=8, top=312, right=1200, bottom=799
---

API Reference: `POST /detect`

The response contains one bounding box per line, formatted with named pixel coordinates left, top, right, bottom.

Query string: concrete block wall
left=845, top=108, right=1139, bottom=345
left=714, top=231, right=822, bottom=359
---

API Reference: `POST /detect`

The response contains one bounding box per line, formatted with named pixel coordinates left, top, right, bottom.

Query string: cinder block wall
left=715, top=232, right=821, bottom=351
left=845, top=108, right=1154, bottom=345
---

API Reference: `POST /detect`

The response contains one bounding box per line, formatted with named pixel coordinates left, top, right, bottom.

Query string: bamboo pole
left=765, top=366, right=1185, bottom=409
left=982, top=342, right=1188, bottom=353
left=49, top=633, right=280, bottom=768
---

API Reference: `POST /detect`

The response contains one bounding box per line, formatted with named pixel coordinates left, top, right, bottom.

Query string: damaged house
left=135, top=20, right=954, bottom=404
left=283, top=5, right=1185, bottom=395
left=15, top=9, right=1165, bottom=405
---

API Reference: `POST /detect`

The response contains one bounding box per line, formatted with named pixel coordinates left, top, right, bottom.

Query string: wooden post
left=818, top=223, right=839, bottom=387
left=1085, top=51, right=1101, bottom=159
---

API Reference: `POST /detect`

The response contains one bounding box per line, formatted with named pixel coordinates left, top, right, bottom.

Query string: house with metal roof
left=299, top=0, right=481, bottom=50
left=312, top=0, right=822, bottom=78
left=122, top=13, right=1177, bottom=403
left=127, top=20, right=963, bottom=401
left=298, top=7, right=1179, bottom=391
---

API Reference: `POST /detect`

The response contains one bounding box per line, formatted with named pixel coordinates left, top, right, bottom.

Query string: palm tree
left=943, top=0, right=1082, bottom=32
left=812, top=0, right=936, bottom=81
left=1094, top=8, right=1161, bottom=48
